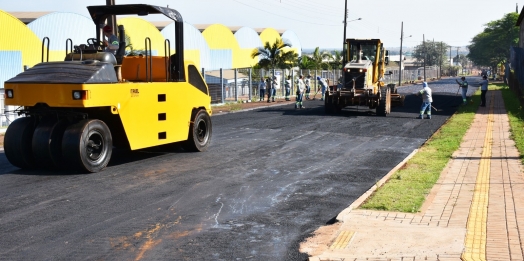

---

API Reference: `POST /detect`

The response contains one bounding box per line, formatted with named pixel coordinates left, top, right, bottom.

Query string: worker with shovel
left=456, top=76, right=469, bottom=105
left=317, top=76, right=329, bottom=101
left=416, top=82, right=433, bottom=119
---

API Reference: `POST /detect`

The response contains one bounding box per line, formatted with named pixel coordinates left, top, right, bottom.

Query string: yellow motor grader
left=3, top=4, right=212, bottom=172
left=325, top=39, right=404, bottom=115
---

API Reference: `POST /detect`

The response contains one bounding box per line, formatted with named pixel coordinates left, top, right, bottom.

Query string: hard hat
left=423, top=82, right=428, bottom=87
left=103, top=25, right=113, bottom=32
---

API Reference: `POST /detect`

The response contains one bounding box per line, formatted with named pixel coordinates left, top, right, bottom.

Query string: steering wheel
left=87, top=38, right=104, bottom=50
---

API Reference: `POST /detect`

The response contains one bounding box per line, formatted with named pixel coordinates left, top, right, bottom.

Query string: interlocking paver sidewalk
left=302, top=90, right=524, bottom=261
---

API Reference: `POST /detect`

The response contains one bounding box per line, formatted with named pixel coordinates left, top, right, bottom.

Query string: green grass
left=360, top=88, right=483, bottom=212
left=500, top=84, right=524, bottom=165
left=229, top=102, right=243, bottom=111
left=212, top=101, right=244, bottom=112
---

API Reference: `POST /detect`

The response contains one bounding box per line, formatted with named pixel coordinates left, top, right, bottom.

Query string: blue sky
left=0, top=0, right=520, bottom=50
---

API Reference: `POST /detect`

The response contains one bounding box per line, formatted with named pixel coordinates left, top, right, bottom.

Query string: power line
left=250, top=0, right=342, bottom=23
left=232, top=0, right=342, bottom=26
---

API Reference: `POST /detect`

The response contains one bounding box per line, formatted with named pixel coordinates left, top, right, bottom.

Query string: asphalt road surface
left=0, top=77, right=478, bottom=260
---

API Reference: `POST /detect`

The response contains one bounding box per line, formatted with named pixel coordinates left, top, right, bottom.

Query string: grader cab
left=325, top=39, right=404, bottom=115
left=3, top=4, right=212, bottom=173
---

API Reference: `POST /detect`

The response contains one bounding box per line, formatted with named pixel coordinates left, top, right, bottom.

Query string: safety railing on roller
left=42, top=37, right=50, bottom=62
left=66, top=38, right=73, bottom=56
left=144, top=37, right=152, bottom=83
left=164, top=39, right=171, bottom=82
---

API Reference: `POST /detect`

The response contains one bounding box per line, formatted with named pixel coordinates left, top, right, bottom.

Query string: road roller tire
left=183, top=109, right=212, bottom=152
left=4, top=117, right=37, bottom=169
left=32, top=118, right=68, bottom=169
left=61, top=119, right=112, bottom=173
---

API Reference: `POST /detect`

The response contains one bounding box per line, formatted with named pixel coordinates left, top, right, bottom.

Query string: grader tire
left=324, top=95, right=336, bottom=114
left=4, top=117, right=37, bottom=169
left=376, top=87, right=391, bottom=116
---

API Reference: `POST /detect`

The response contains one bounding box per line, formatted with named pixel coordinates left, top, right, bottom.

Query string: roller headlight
left=6, top=89, right=13, bottom=98
left=72, top=90, right=88, bottom=100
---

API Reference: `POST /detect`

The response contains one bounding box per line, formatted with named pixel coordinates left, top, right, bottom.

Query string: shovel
left=417, top=93, right=442, bottom=112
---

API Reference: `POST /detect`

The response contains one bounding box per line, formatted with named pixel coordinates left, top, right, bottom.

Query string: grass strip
left=500, top=85, right=524, bottom=165
left=360, top=87, right=485, bottom=213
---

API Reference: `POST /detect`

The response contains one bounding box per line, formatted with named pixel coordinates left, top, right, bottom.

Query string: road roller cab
left=3, top=4, right=212, bottom=173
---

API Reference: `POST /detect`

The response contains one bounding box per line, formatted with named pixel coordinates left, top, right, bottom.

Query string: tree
left=278, top=49, right=298, bottom=69
left=412, top=41, right=448, bottom=67
left=251, top=39, right=294, bottom=70
left=297, top=56, right=316, bottom=69
left=327, top=50, right=344, bottom=69
left=310, top=47, right=333, bottom=69
left=468, top=12, right=519, bottom=69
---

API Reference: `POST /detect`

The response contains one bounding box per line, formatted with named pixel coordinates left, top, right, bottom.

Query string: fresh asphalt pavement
left=0, top=77, right=478, bottom=260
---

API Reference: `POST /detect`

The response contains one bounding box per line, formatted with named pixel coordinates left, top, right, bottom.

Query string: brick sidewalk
left=303, top=90, right=524, bottom=261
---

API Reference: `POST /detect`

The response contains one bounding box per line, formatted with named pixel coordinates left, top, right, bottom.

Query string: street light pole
left=456, top=47, right=460, bottom=75
left=423, top=34, right=426, bottom=81
left=449, top=46, right=452, bottom=64
left=399, top=22, right=403, bottom=87
left=439, top=42, right=443, bottom=79
left=342, top=0, right=348, bottom=66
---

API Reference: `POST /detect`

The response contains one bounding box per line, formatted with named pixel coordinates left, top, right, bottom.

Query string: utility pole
left=439, top=42, right=443, bottom=79
left=423, top=34, right=426, bottom=81
left=398, top=22, right=403, bottom=87
left=456, top=47, right=460, bottom=75
left=449, top=46, right=452, bottom=64
left=342, top=0, right=348, bottom=87
left=342, top=0, right=348, bottom=66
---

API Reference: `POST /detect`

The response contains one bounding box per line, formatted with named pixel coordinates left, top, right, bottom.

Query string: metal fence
left=203, top=68, right=343, bottom=104
left=384, top=67, right=441, bottom=85
left=203, top=67, right=442, bottom=104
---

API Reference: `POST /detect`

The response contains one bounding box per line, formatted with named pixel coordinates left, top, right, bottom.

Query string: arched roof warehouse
left=161, top=22, right=211, bottom=71
left=27, top=12, right=95, bottom=62
left=0, top=10, right=41, bottom=88
left=234, top=27, right=263, bottom=67
left=1, top=9, right=303, bottom=88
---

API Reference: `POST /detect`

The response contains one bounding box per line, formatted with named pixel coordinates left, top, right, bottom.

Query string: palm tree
left=278, top=50, right=298, bottom=69
left=310, top=47, right=333, bottom=69
left=251, top=39, right=292, bottom=70
left=328, top=50, right=344, bottom=69
left=297, top=56, right=316, bottom=69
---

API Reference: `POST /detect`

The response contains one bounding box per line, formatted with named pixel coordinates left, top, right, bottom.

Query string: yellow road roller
left=3, top=4, right=212, bottom=172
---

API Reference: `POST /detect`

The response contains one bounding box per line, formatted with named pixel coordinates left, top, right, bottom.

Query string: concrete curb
left=335, top=148, right=419, bottom=220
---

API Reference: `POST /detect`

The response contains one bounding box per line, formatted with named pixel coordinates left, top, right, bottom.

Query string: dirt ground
left=0, top=133, right=3, bottom=147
